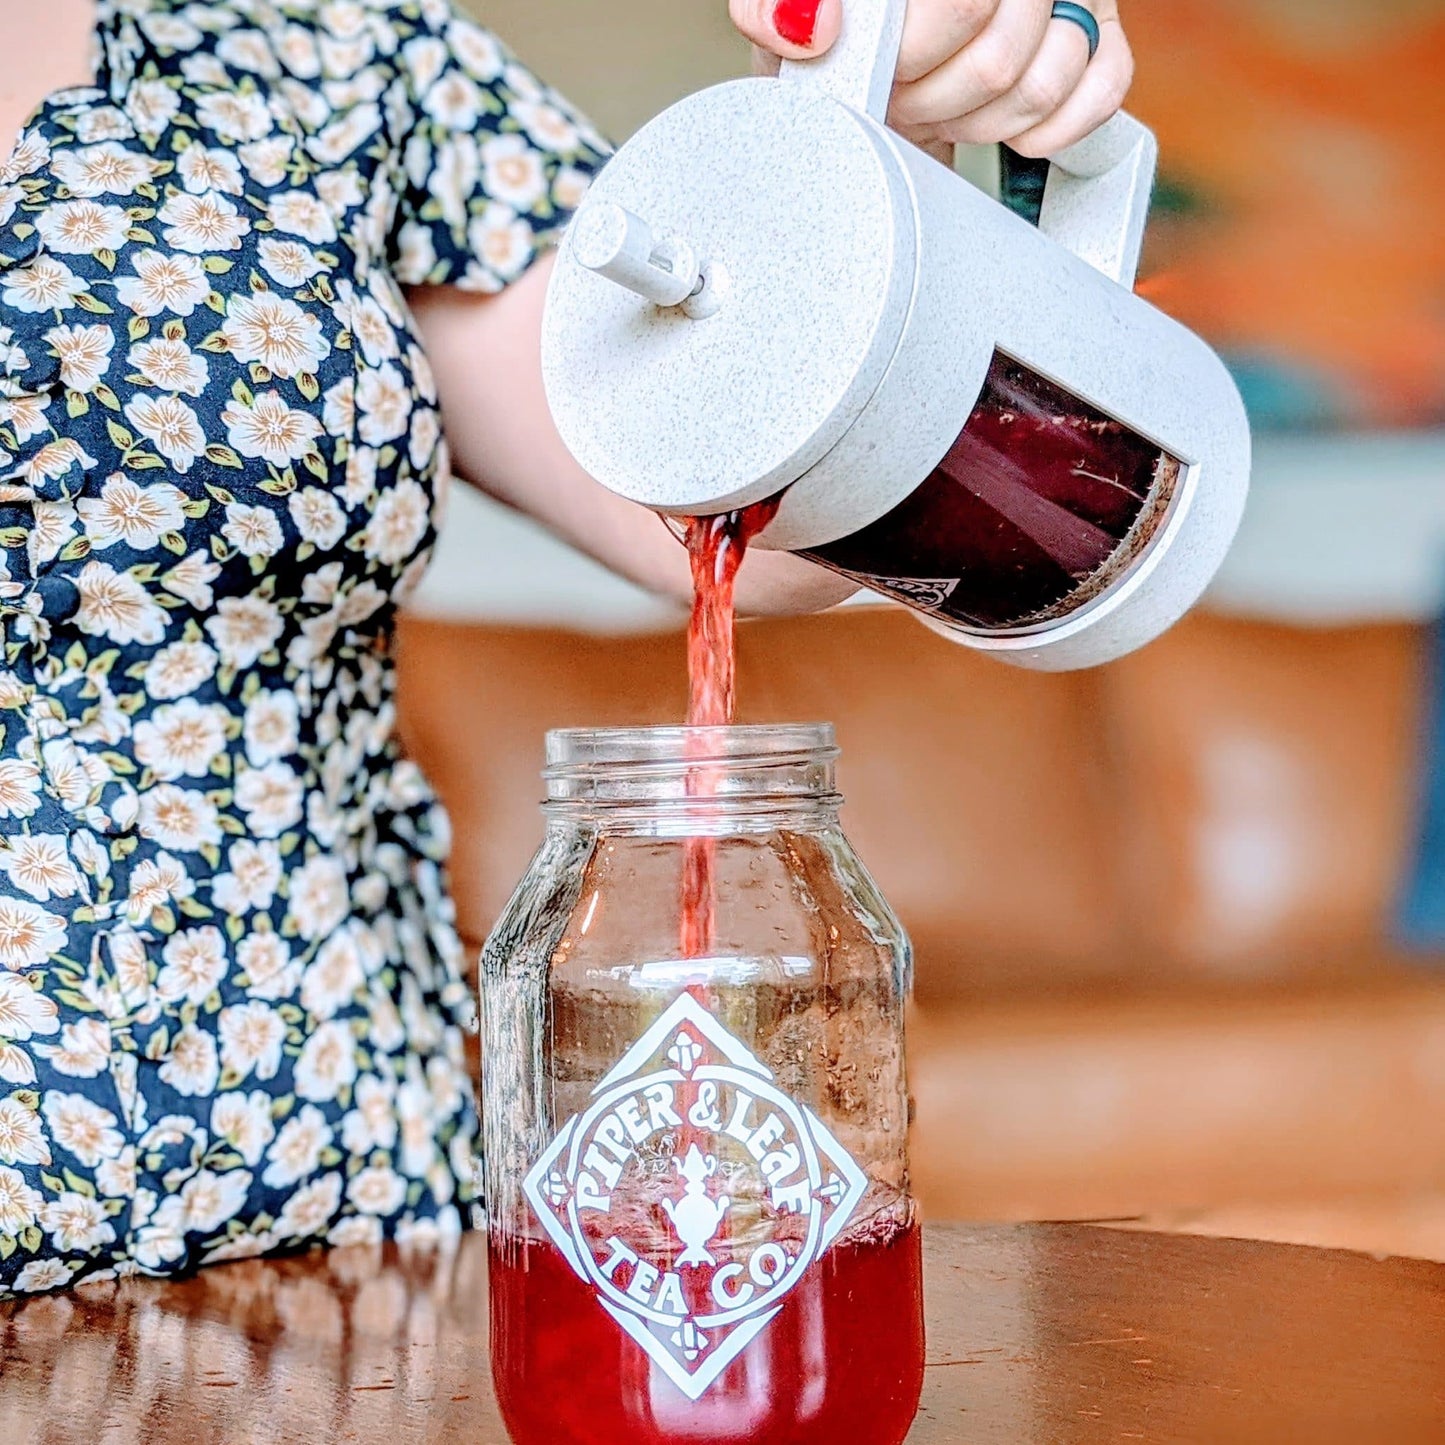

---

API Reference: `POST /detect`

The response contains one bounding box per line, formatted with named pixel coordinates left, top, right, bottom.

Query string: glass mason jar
left=483, top=724, right=923, bottom=1445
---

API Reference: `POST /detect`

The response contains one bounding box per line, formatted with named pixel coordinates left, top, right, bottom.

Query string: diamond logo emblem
left=523, top=992, right=868, bottom=1400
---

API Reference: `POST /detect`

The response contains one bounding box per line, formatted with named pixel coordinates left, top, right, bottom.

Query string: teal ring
left=1050, top=1, right=1101, bottom=59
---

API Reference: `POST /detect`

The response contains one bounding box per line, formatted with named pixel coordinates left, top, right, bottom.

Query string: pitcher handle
left=1037, top=111, right=1157, bottom=288
left=778, top=0, right=906, bottom=122
left=781, top=0, right=1155, bottom=288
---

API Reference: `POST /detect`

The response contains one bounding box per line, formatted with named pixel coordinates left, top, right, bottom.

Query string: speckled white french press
left=541, top=0, right=1251, bottom=670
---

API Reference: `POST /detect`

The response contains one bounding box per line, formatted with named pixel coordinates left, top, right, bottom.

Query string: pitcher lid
left=540, top=77, right=916, bottom=515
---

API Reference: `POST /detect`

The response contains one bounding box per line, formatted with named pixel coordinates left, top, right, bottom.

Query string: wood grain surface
left=4, top=1225, right=1443, bottom=1444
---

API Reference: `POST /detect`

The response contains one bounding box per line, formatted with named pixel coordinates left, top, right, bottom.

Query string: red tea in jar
left=491, top=1218, right=923, bottom=1444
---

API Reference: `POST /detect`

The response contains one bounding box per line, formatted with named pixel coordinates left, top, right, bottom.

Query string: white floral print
left=41, top=1191, right=117, bottom=1252
left=355, top=362, right=410, bottom=445
left=0, top=0, right=604, bottom=1297
left=210, top=1090, right=275, bottom=1166
left=144, top=640, right=218, bottom=699
left=156, top=1024, right=219, bottom=1097
left=262, top=1103, right=330, bottom=1188
left=480, top=133, right=547, bottom=211
left=218, top=1001, right=285, bottom=1082
left=3, top=256, right=90, bottom=313
left=0, top=836, right=82, bottom=902
left=0, top=1166, right=42, bottom=1235
left=0, top=762, right=43, bottom=821
left=220, top=501, right=285, bottom=557
left=221, top=292, right=331, bottom=378
left=124, top=853, right=194, bottom=922
left=176, top=144, right=244, bottom=195
left=129, top=337, right=210, bottom=396
left=137, top=783, right=223, bottom=852
left=126, top=78, right=181, bottom=139
left=288, top=486, right=345, bottom=549
left=256, top=236, right=324, bottom=288
left=236, top=931, right=298, bottom=1000
left=213, top=846, right=283, bottom=916
left=0, top=1097, right=50, bottom=1166
left=365, top=477, right=429, bottom=564
left=78, top=473, right=187, bottom=550
left=114, top=249, right=210, bottom=316
left=157, top=189, right=253, bottom=253
left=221, top=390, right=323, bottom=465
left=46, top=323, right=116, bottom=392
left=40, top=1093, right=123, bottom=1169
left=123, top=393, right=207, bottom=472
left=156, top=926, right=229, bottom=1005
left=234, top=760, right=304, bottom=837
left=50, top=143, right=158, bottom=198
left=287, top=854, right=350, bottom=941
left=268, top=190, right=338, bottom=244
left=204, top=593, right=283, bottom=668
left=73, top=561, right=169, bottom=645
left=134, top=699, right=228, bottom=780
left=194, top=90, right=274, bottom=143
left=34, top=1018, right=110, bottom=1079
left=242, top=690, right=299, bottom=766
left=35, top=201, right=131, bottom=256
left=0, top=900, right=69, bottom=971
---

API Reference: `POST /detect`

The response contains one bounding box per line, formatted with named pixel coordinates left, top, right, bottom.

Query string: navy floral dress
left=0, top=0, right=606, bottom=1294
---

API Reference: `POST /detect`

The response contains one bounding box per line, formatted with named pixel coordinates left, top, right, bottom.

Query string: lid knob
left=572, top=201, right=703, bottom=309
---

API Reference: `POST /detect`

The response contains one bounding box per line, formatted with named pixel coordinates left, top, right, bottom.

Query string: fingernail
left=773, top=0, right=823, bottom=47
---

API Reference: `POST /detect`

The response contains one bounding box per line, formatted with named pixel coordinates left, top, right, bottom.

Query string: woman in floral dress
left=0, top=0, right=1131, bottom=1293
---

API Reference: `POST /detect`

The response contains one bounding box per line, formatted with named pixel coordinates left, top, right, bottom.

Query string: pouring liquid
left=679, top=500, right=780, bottom=958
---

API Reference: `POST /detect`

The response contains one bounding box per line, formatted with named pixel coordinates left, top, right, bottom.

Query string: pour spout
left=572, top=202, right=703, bottom=308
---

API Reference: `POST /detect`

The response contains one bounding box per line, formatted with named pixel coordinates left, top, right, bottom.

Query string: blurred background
left=399, top=2, right=1445, bottom=1258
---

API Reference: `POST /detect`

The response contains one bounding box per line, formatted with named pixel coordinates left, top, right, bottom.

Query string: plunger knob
left=572, top=202, right=703, bottom=308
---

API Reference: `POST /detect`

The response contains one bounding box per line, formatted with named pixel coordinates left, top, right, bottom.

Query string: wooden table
left=4, top=1225, right=1444, bottom=1443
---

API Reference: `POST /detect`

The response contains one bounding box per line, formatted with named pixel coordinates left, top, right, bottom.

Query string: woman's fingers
left=1003, top=16, right=1133, bottom=155
left=738, top=0, right=1006, bottom=80
left=922, top=11, right=1091, bottom=146
left=733, top=0, right=1130, bottom=156
left=729, top=0, right=843, bottom=59
left=888, top=0, right=1052, bottom=131
left=894, top=0, right=998, bottom=85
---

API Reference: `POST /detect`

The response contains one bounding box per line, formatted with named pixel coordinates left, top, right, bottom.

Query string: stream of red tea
left=679, top=499, right=780, bottom=958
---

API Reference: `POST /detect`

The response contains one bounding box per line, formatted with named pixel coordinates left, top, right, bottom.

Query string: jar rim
left=542, top=724, right=841, bottom=821
left=544, top=723, right=837, bottom=773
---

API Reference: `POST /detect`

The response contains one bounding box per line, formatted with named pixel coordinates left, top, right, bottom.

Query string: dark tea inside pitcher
left=801, top=351, right=1183, bottom=633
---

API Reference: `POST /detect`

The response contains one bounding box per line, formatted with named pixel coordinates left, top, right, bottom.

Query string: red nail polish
left=773, top=0, right=822, bottom=47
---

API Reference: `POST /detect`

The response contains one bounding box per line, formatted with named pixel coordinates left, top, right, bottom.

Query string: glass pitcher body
left=482, top=725, right=923, bottom=1445
left=801, top=350, right=1184, bottom=635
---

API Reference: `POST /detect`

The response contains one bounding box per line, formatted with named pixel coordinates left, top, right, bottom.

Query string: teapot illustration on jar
left=663, top=1145, right=732, bottom=1267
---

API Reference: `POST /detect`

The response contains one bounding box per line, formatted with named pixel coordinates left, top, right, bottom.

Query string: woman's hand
left=731, top=0, right=1131, bottom=158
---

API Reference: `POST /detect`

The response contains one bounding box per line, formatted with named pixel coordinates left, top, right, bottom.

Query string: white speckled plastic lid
left=540, top=76, right=917, bottom=516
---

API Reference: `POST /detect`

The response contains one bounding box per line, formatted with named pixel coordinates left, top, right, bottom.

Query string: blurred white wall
left=410, top=1, right=1445, bottom=630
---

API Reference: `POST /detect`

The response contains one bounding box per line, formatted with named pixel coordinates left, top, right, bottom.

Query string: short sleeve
left=392, top=6, right=612, bottom=293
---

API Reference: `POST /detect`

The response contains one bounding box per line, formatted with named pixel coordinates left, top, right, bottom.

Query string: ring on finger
left=1049, top=2, right=1100, bottom=60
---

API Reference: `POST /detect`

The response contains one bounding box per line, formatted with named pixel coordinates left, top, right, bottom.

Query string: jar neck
left=541, top=724, right=841, bottom=834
